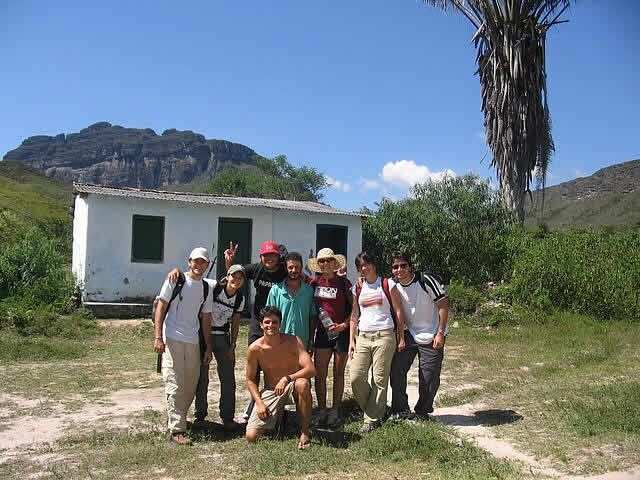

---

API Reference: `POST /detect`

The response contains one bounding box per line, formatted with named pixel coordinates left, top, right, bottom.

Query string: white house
left=72, top=183, right=363, bottom=315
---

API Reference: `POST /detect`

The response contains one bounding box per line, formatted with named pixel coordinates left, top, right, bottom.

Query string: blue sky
left=1, top=1, right=638, bottom=211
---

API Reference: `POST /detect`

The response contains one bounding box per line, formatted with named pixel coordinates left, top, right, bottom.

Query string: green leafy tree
left=205, top=154, right=327, bottom=201
left=425, top=0, right=571, bottom=221
left=363, top=175, right=517, bottom=284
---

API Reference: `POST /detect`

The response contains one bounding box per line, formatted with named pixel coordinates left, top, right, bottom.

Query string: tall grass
left=508, top=229, right=640, bottom=320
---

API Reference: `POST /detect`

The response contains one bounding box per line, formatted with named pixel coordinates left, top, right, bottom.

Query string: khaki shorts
left=246, top=381, right=296, bottom=432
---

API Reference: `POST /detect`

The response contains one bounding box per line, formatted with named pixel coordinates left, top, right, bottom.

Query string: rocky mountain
left=3, top=122, right=257, bottom=188
left=525, top=159, right=640, bottom=229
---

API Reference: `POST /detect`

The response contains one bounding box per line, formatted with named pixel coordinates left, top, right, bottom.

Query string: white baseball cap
left=189, top=247, right=210, bottom=262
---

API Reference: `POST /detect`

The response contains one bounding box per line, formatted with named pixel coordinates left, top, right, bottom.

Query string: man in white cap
left=154, top=247, right=213, bottom=445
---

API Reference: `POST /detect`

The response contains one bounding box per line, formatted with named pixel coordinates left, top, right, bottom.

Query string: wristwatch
left=436, top=329, right=446, bottom=336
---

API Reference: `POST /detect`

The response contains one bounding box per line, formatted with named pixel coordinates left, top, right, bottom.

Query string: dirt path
left=2, top=341, right=638, bottom=480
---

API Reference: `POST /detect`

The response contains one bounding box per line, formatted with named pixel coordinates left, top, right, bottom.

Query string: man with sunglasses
left=387, top=251, right=449, bottom=421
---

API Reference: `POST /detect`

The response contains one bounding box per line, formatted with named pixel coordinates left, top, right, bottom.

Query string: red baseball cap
left=259, top=240, right=280, bottom=255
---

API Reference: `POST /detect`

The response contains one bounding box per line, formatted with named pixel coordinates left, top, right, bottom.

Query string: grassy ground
left=440, top=312, right=640, bottom=475
left=1, top=311, right=638, bottom=478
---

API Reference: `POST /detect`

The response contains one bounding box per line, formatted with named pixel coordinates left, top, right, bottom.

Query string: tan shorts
left=246, top=381, right=296, bottom=432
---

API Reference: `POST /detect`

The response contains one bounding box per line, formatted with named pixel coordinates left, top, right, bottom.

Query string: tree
left=363, top=175, right=517, bottom=284
left=205, top=154, right=328, bottom=201
left=425, top=0, right=571, bottom=221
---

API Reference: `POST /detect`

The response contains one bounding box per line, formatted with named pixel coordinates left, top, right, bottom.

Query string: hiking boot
left=222, top=419, right=241, bottom=431
left=359, top=421, right=380, bottom=433
left=325, top=409, right=341, bottom=428
left=311, top=408, right=329, bottom=427
left=170, top=432, right=192, bottom=445
left=414, top=411, right=431, bottom=421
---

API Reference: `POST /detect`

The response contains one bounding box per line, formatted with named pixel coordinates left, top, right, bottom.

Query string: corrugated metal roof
left=73, top=183, right=362, bottom=217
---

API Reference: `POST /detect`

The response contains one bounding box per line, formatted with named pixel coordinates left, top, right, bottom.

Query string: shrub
left=447, top=281, right=485, bottom=315
left=362, top=174, right=518, bottom=283
left=0, top=227, right=74, bottom=305
left=509, top=229, right=640, bottom=320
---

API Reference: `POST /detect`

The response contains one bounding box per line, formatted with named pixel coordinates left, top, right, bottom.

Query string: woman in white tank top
left=348, top=251, right=406, bottom=432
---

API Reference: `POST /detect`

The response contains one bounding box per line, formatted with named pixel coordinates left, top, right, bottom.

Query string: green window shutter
left=131, top=215, right=165, bottom=262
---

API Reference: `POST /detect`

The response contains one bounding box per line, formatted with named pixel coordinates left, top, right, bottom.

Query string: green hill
left=525, top=159, right=640, bottom=229
left=0, top=160, right=72, bottom=249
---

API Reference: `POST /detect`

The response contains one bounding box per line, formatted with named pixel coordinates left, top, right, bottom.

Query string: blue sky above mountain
left=1, top=1, right=638, bottom=210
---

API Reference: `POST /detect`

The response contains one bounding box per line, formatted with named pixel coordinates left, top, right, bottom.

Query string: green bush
left=509, top=229, right=640, bottom=320
left=362, top=174, right=517, bottom=283
left=0, top=226, right=95, bottom=339
left=447, top=281, right=485, bottom=315
left=0, top=227, right=74, bottom=305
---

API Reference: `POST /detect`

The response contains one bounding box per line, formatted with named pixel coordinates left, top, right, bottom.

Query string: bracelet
left=285, top=375, right=292, bottom=383
left=155, top=336, right=163, bottom=340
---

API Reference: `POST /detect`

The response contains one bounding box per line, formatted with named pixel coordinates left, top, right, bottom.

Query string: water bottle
left=319, top=307, right=338, bottom=340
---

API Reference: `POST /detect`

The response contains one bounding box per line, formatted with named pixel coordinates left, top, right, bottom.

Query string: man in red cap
left=225, top=240, right=288, bottom=345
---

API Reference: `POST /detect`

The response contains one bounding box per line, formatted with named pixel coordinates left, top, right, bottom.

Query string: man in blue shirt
left=266, top=252, right=318, bottom=349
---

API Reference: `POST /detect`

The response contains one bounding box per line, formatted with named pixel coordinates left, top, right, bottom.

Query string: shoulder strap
left=212, top=280, right=225, bottom=300
left=234, top=290, right=244, bottom=312
left=253, top=263, right=265, bottom=289
left=168, top=273, right=186, bottom=306
left=197, top=279, right=209, bottom=318
left=416, top=271, right=428, bottom=294
left=382, top=277, right=398, bottom=330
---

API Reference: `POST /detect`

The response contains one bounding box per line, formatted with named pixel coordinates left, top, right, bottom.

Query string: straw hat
left=308, top=248, right=347, bottom=273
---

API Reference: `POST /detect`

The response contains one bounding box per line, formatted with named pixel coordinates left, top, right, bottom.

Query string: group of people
left=153, top=240, right=449, bottom=450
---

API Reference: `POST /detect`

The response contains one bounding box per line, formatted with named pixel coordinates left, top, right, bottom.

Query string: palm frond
left=424, top=0, right=571, bottom=220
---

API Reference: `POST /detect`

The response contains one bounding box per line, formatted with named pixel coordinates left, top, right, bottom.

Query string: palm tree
left=425, top=0, right=571, bottom=221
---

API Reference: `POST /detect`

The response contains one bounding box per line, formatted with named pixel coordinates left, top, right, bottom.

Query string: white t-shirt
left=158, top=275, right=212, bottom=344
left=206, top=279, right=245, bottom=334
left=388, top=272, right=447, bottom=344
left=352, top=277, right=395, bottom=332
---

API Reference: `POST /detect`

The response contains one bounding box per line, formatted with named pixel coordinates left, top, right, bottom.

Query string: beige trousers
left=349, top=329, right=397, bottom=423
left=162, top=338, right=201, bottom=433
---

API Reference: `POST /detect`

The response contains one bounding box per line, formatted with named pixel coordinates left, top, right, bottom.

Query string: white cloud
left=325, top=176, right=352, bottom=193
left=359, top=178, right=381, bottom=192
left=381, top=160, right=456, bottom=188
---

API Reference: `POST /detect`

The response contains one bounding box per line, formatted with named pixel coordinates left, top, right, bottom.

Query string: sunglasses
left=318, top=258, right=334, bottom=264
left=392, top=263, right=409, bottom=270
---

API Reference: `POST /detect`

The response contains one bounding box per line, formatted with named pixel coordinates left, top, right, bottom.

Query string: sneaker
left=389, top=410, right=414, bottom=421
left=193, top=417, right=207, bottom=427
left=170, top=432, right=192, bottom=445
left=359, top=421, right=380, bottom=433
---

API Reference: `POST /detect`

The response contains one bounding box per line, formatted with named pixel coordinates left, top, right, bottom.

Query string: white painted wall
left=271, top=210, right=362, bottom=280
left=71, top=195, right=89, bottom=288
left=73, top=193, right=362, bottom=303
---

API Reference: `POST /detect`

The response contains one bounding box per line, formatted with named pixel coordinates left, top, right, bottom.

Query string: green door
left=217, top=218, right=252, bottom=315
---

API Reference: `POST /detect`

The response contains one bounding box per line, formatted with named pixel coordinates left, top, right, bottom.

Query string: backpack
left=410, top=271, right=446, bottom=299
left=354, top=277, right=397, bottom=330
left=210, top=279, right=244, bottom=334
left=153, top=273, right=210, bottom=372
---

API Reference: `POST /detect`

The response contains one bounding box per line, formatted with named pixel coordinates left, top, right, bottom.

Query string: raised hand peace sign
left=224, top=241, right=239, bottom=267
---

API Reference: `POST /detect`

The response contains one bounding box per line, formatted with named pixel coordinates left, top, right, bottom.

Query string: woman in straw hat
left=308, top=248, right=352, bottom=428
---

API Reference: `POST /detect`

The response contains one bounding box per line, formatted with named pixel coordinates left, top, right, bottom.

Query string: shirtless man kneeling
left=245, top=306, right=316, bottom=449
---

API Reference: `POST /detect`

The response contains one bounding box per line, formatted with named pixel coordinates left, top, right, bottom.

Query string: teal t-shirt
left=266, top=280, right=317, bottom=347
